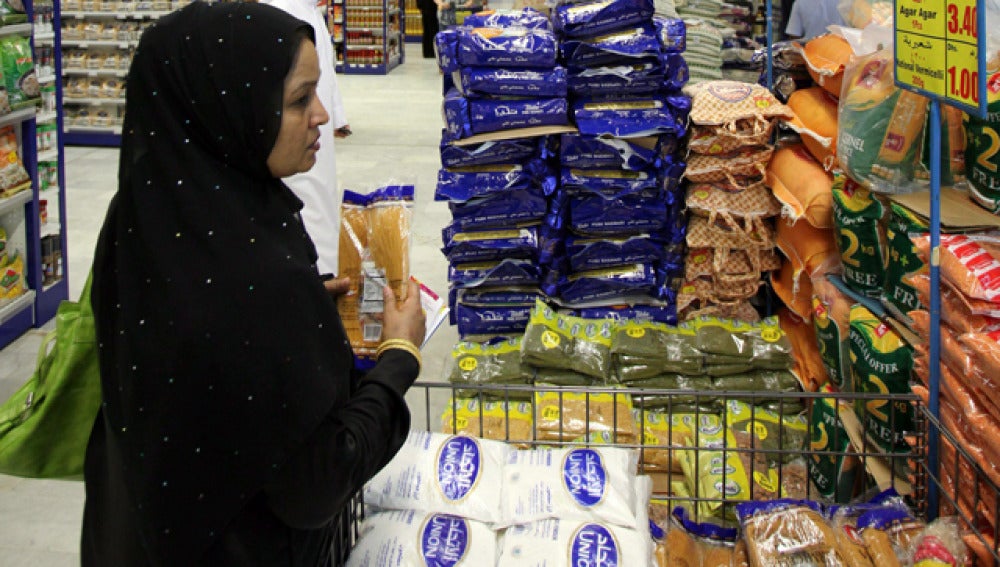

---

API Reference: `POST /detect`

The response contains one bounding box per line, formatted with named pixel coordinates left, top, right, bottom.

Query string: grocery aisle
left=0, top=54, right=452, bottom=565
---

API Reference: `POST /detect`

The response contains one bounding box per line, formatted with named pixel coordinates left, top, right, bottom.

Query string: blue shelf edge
left=35, top=277, right=68, bottom=325
left=0, top=290, right=35, bottom=350
left=64, top=131, right=121, bottom=147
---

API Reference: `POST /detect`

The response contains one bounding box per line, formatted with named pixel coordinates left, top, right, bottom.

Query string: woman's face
left=267, top=39, right=329, bottom=178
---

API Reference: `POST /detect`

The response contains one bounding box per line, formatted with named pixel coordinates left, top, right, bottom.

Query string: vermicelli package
left=337, top=184, right=413, bottom=366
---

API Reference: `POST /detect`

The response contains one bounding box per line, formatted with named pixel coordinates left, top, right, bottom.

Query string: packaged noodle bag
left=363, top=431, right=511, bottom=524
left=337, top=184, right=413, bottom=368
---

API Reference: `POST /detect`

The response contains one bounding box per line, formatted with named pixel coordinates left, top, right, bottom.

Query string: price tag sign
left=895, top=0, right=987, bottom=117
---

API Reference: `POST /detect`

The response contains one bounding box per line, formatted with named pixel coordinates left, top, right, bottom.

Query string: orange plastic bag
left=772, top=260, right=814, bottom=321
left=767, top=144, right=836, bottom=229
left=785, top=88, right=840, bottom=169
left=907, top=274, right=1000, bottom=333
left=778, top=307, right=828, bottom=391
left=797, top=34, right=852, bottom=98
left=775, top=218, right=841, bottom=277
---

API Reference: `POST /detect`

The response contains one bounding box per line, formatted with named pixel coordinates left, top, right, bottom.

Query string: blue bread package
left=448, top=287, right=541, bottom=324
left=468, top=97, right=569, bottom=135
left=545, top=263, right=672, bottom=304
left=561, top=24, right=663, bottom=68
left=457, top=27, right=558, bottom=69
left=455, top=303, right=533, bottom=337
left=559, top=133, right=678, bottom=170
left=569, top=190, right=667, bottom=235
left=573, top=302, right=677, bottom=324
left=441, top=224, right=539, bottom=263
left=553, top=0, right=655, bottom=39
left=434, top=158, right=556, bottom=201
left=573, top=94, right=690, bottom=138
left=462, top=7, right=552, bottom=30
left=565, top=233, right=671, bottom=272
left=448, top=258, right=542, bottom=287
left=537, top=223, right=566, bottom=267
left=439, top=135, right=548, bottom=168
left=560, top=166, right=663, bottom=196
left=448, top=187, right=549, bottom=230
left=442, top=88, right=470, bottom=142
left=567, top=56, right=688, bottom=96
left=456, top=66, right=568, bottom=98
left=435, top=28, right=461, bottom=73
left=654, top=16, right=686, bottom=53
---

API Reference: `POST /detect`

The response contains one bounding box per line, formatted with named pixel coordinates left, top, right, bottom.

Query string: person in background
left=784, top=0, right=845, bottom=40
left=81, top=3, right=425, bottom=565
left=417, top=0, right=439, bottom=58
left=264, top=0, right=350, bottom=279
left=437, top=0, right=456, bottom=29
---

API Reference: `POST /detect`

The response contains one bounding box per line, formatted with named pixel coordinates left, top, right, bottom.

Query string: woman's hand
left=381, top=281, right=425, bottom=347
left=323, top=276, right=352, bottom=297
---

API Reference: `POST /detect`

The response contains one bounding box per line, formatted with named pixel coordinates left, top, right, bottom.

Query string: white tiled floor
left=0, top=53, right=456, bottom=563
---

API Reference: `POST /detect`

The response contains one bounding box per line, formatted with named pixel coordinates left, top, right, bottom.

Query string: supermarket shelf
left=62, top=10, right=171, bottom=18
left=39, top=222, right=62, bottom=239
left=0, top=290, right=36, bottom=350
left=63, top=67, right=129, bottom=77
left=0, top=23, right=33, bottom=38
left=37, top=73, right=56, bottom=83
left=342, top=55, right=401, bottom=74
left=344, top=27, right=386, bottom=34
left=0, top=107, right=37, bottom=128
left=65, top=124, right=122, bottom=134
left=404, top=33, right=421, bottom=42
left=36, top=110, right=57, bottom=123
left=34, top=30, right=55, bottom=42
left=0, top=189, right=32, bottom=217
left=37, top=149, right=59, bottom=162
left=64, top=96, right=126, bottom=105
left=42, top=278, right=65, bottom=294
left=61, top=39, right=137, bottom=48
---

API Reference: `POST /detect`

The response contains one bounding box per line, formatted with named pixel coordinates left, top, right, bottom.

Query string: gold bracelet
left=376, top=338, right=422, bottom=370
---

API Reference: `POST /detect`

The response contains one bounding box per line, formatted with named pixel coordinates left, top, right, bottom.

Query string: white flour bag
left=497, top=518, right=654, bottom=567
left=346, top=510, right=497, bottom=567
left=364, top=431, right=510, bottom=523
left=500, top=446, right=641, bottom=529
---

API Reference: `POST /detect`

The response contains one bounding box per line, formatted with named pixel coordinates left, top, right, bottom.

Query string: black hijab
left=90, top=2, right=352, bottom=561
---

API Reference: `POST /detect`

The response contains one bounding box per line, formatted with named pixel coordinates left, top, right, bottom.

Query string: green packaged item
left=520, top=299, right=615, bottom=380
left=694, top=317, right=755, bottom=359
left=750, top=317, right=793, bottom=370
left=832, top=176, right=888, bottom=298
left=449, top=337, right=531, bottom=399
left=849, top=304, right=913, bottom=451
left=704, top=362, right=754, bottom=376
left=808, top=384, right=860, bottom=503
left=883, top=202, right=927, bottom=314
left=531, top=368, right=594, bottom=386
left=611, top=320, right=704, bottom=377
left=966, top=98, right=1000, bottom=212
left=712, top=370, right=801, bottom=399
left=627, top=374, right=716, bottom=406
left=0, top=36, right=37, bottom=108
left=0, top=0, right=26, bottom=25
left=757, top=399, right=807, bottom=415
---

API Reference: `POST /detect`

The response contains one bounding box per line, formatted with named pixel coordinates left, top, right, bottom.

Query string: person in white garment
left=263, top=0, right=350, bottom=279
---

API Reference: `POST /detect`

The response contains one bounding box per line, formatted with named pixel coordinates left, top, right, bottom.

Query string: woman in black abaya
left=81, top=2, right=424, bottom=565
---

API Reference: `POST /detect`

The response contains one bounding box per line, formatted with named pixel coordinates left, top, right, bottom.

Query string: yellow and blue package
left=545, top=263, right=670, bottom=305
left=441, top=223, right=540, bottom=263
left=447, top=187, right=549, bottom=231
left=468, top=96, right=569, bottom=135
left=455, top=65, right=568, bottom=98
left=448, top=258, right=541, bottom=287
left=567, top=56, right=689, bottom=96
left=573, top=94, right=690, bottom=137
left=554, top=0, right=654, bottom=38
left=678, top=414, right=752, bottom=520
left=520, top=300, right=617, bottom=379
left=462, top=7, right=552, bottom=30
left=434, top=28, right=460, bottom=74
left=561, top=24, right=666, bottom=69
left=439, top=135, right=550, bottom=168
left=564, top=233, right=674, bottom=272
left=573, top=301, right=677, bottom=325
left=441, top=397, right=535, bottom=445
left=434, top=158, right=556, bottom=201
left=456, top=27, right=558, bottom=69
left=455, top=302, right=533, bottom=337
left=559, top=133, right=677, bottom=170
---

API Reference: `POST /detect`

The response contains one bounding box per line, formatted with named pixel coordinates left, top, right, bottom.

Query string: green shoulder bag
left=0, top=273, right=101, bottom=479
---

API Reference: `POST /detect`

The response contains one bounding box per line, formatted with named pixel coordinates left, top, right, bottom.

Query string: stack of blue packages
left=435, top=9, right=570, bottom=142
left=531, top=0, right=693, bottom=323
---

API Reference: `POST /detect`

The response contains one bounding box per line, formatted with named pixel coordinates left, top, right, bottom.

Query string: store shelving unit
left=340, top=0, right=404, bottom=75
left=402, top=0, right=420, bottom=43
left=57, top=2, right=191, bottom=146
left=328, top=0, right=346, bottom=73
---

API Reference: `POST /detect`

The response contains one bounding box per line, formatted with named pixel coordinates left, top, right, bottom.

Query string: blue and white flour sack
left=496, top=517, right=653, bottom=567
left=500, top=446, right=642, bottom=529
left=346, top=510, right=497, bottom=567
left=364, top=431, right=511, bottom=523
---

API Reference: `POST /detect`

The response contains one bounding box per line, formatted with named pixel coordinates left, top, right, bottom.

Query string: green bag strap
left=79, top=270, right=94, bottom=316
left=0, top=329, right=58, bottom=428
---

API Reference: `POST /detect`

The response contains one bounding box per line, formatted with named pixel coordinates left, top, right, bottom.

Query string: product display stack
left=677, top=17, right=724, bottom=83
left=677, top=80, right=791, bottom=323
left=433, top=10, right=568, bottom=339
left=544, top=0, right=690, bottom=323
